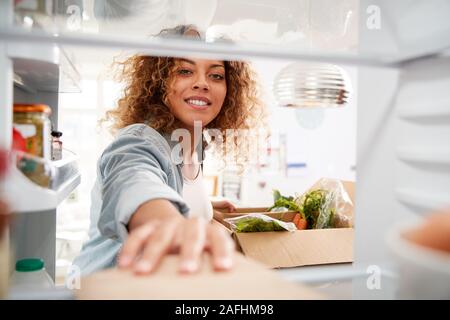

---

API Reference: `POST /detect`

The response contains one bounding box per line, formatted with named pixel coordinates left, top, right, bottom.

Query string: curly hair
left=104, top=25, right=268, bottom=168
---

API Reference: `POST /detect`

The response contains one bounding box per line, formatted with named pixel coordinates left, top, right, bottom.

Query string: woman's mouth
left=185, top=97, right=211, bottom=110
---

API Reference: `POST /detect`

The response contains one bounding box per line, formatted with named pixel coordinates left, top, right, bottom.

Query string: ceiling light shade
left=273, top=62, right=351, bottom=108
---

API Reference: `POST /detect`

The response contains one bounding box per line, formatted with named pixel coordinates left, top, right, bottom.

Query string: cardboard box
left=77, top=254, right=324, bottom=300
left=215, top=180, right=355, bottom=268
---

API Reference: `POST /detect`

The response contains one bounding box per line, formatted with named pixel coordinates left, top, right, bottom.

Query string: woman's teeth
left=187, top=99, right=208, bottom=106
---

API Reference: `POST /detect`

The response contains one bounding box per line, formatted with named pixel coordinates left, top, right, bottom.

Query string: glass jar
left=13, top=103, right=52, bottom=160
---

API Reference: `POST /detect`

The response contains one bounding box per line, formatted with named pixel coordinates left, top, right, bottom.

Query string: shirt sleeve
left=97, top=132, right=189, bottom=242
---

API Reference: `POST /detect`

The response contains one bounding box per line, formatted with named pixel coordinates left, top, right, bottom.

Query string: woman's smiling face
left=166, top=57, right=227, bottom=129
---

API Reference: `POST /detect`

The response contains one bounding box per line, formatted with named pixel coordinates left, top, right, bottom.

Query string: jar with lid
left=13, top=103, right=52, bottom=160
left=13, top=104, right=53, bottom=188
left=51, top=130, right=63, bottom=161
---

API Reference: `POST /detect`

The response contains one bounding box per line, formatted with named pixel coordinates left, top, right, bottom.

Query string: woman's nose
left=192, top=75, right=209, bottom=91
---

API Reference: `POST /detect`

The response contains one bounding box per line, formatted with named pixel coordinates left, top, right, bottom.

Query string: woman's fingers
left=118, top=222, right=156, bottom=268
left=178, top=217, right=207, bottom=274
left=228, top=202, right=236, bottom=212
left=221, top=200, right=236, bottom=212
left=120, top=217, right=235, bottom=275
left=168, top=222, right=183, bottom=254
left=213, top=200, right=236, bottom=213
left=207, top=223, right=235, bottom=271
left=225, top=200, right=236, bottom=212
left=134, top=220, right=180, bottom=274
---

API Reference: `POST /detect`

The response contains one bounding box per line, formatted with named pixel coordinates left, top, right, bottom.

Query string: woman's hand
left=212, top=199, right=236, bottom=224
left=118, top=216, right=235, bottom=275
left=212, top=199, right=236, bottom=213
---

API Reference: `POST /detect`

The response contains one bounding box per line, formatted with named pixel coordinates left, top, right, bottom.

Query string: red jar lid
left=13, top=103, right=51, bottom=115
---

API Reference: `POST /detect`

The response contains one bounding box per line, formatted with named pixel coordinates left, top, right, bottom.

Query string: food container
left=10, top=258, right=54, bottom=289
left=13, top=103, right=52, bottom=160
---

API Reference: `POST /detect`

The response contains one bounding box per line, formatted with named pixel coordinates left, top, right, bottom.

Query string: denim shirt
left=73, top=124, right=193, bottom=275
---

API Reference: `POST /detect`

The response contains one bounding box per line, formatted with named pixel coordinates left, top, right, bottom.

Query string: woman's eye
left=210, top=74, right=225, bottom=80
left=178, top=69, right=192, bottom=75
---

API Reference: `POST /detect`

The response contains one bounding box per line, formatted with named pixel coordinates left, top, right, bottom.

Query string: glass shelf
left=5, top=0, right=450, bottom=66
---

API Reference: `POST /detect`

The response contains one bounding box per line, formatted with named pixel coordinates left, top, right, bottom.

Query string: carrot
left=296, top=218, right=308, bottom=230
left=293, top=213, right=301, bottom=228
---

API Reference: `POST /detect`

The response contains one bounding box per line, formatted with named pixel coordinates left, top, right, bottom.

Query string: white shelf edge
left=397, top=98, right=450, bottom=120
left=0, top=27, right=398, bottom=68
left=277, top=263, right=359, bottom=284
left=5, top=156, right=80, bottom=213
left=276, top=263, right=397, bottom=285
left=395, top=188, right=450, bottom=212
left=7, top=41, right=60, bottom=65
left=397, top=147, right=450, bottom=165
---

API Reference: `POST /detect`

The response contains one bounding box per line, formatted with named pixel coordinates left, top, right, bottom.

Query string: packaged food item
left=224, top=214, right=297, bottom=233
left=268, top=189, right=301, bottom=213
left=295, top=178, right=354, bottom=229
left=51, top=130, right=63, bottom=161
left=13, top=104, right=52, bottom=160
left=269, top=178, right=354, bottom=229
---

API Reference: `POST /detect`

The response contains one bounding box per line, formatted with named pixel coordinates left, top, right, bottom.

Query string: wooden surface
left=76, top=253, right=323, bottom=300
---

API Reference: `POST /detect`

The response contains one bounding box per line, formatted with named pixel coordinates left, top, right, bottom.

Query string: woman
left=73, top=25, right=266, bottom=276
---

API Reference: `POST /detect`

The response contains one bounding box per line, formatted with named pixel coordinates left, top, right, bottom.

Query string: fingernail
left=135, top=261, right=152, bottom=273
left=216, top=257, right=232, bottom=270
left=180, top=260, right=197, bottom=273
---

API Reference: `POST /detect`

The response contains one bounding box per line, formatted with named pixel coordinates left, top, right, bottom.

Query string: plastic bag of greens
left=295, top=178, right=354, bottom=229
left=268, top=189, right=301, bottom=213
left=224, top=214, right=297, bottom=233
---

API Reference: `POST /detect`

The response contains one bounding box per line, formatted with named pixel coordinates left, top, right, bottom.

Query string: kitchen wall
left=235, top=58, right=358, bottom=207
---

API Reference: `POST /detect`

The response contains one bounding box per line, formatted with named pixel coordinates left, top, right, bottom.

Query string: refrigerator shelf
left=397, top=147, right=450, bottom=165
left=398, top=98, right=450, bottom=121
left=395, top=188, right=450, bottom=212
left=0, top=27, right=427, bottom=68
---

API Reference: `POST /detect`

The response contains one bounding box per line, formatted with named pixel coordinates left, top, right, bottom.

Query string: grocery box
left=77, top=254, right=324, bottom=299
left=215, top=180, right=355, bottom=268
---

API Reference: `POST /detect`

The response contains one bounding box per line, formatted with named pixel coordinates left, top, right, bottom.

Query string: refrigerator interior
left=0, top=0, right=449, bottom=299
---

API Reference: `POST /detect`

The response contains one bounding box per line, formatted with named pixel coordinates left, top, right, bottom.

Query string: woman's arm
left=98, top=128, right=235, bottom=275
left=98, top=130, right=190, bottom=241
